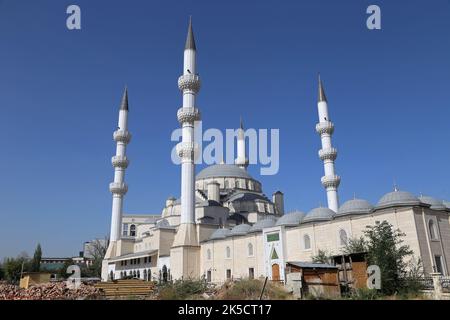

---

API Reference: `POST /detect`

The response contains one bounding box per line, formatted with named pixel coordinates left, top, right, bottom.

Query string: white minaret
left=109, top=88, right=131, bottom=241
left=315, top=75, right=340, bottom=212
left=175, top=17, right=201, bottom=227
left=171, top=18, right=202, bottom=280
left=235, top=117, right=249, bottom=170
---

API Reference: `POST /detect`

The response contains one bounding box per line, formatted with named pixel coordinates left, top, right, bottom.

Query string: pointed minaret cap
left=318, top=73, right=327, bottom=103
left=240, top=116, right=244, bottom=129
left=120, top=86, right=129, bottom=111
left=185, top=16, right=196, bottom=50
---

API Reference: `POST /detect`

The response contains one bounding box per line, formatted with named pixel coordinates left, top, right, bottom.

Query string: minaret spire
left=120, top=86, right=129, bottom=110
left=235, top=117, right=249, bottom=170
left=315, top=74, right=340, bottom=212
left=185, top=16, right=196, bottom=51
left=109, top=87, right=131, bottom=242
left=318, top=73, right=327, bottom=102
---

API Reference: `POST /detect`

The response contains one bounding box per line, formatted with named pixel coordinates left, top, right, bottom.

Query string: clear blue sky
left=0, top=0, right=449, bottom=259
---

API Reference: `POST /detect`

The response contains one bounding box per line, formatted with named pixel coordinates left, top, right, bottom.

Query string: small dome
left=156, top=219, right=170, bottom=227
left=444, top=201, right=450, bottom=209
left=209, top=228, right=231, bottom=240
left=196, top=164, right=253, bottom=180
left=377, top=190, right=420, bottom=208
left=230, top=224, right=251, bottom=236
left=337, top=199, right=373, bottom=216
left=419, top=195, right=447, bottom=210
left=276, top=211, right=305, bottom=226
left=304, top=207, right=335, bottom=222
left=248, top=216, right=277, bottom=233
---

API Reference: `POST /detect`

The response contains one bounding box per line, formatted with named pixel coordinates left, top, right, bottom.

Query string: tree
left=343, top=236, right=367, bottom=255
left=58, top=259, right=75, bottom=279
left=85, top=237, right=109, bottom=277
left=312, top=249, right=333, bottom=264
left=3, top=252, right=30, bottom=284
left=0, top=262, right=4, bottom=280
left=364, top=220, right=413, bottom=295
left=30, top=243, right=42, bottom=272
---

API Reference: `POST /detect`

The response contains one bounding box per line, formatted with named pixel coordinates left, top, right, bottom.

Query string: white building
left=101, top=19, right=450, bottom=283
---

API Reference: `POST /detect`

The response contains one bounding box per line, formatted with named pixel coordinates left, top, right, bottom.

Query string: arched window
left=143, top=269, right=147, bottom=281
left=207, top=249, right=211, bottom=260
left=137, top=270, right=141, bottom=279
left=339, top=229, right=348, bottom=246
left=226, top=246, right=231, bottom=258
left=303, top=234, right=311, bottom=250
left=224, top=180, right=229, bottom=189
left=248, top=243, right=254, bottom=256
left=429, top=220, right=438, bottom=240
left=130, top=224, right=136, bottom=237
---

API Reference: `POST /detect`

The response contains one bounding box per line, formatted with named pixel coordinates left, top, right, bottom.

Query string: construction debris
left=0, top=282, right=103, bottom=300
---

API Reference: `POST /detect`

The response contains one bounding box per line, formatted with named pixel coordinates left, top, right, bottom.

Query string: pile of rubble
left=0, top=282, right=103, bottom=300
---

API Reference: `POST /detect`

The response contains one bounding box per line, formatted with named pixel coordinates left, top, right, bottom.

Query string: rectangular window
left=144, top=257, right=147, bottom=264
left=267, top=233, right=280, bottom=242
left=137, top=258, right=140, bottom=264
left=122, top=223, right=129, bottom=237
left=435, top=255, right=444, bottom=274
left=207, top=271, right=212, bottom=282
left=226, top=269, right=232, bottom=280
left=148, top=256, right=152, bottom=263
left=249, top=268, right=255, bottom=280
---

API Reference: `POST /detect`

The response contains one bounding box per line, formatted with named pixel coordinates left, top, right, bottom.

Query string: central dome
left=196, top=164, right=253, bottom=180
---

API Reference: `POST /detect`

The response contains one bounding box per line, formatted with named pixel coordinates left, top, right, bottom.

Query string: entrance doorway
left=271, top=264, right=280, bottom=281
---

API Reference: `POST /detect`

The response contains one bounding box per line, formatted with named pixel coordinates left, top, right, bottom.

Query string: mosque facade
left=101, top=20, right=450, bottom=282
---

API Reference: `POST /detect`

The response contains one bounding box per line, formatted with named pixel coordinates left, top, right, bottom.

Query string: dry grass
left=216, top=279, right=293, bottom=300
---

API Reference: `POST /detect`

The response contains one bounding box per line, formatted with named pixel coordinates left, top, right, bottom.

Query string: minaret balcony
left=315, top=121, right=334, bottom=135
left=319, top=148, right=338, bottom=161
left=321, top=175, right=341, bottom=189
left=111, top=155, right=129, bottom=168
left=177, top=107, right=201, bottom=124
left=113, top=130, right=132, bottom=143
left=109, top=182, right=128, bottom=195
left=178, top=74, right=201, bottom=93
left=176, top=141, right=199, bottom=161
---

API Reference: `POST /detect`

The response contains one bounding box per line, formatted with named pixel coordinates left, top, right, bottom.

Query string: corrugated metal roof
left=288, top=261, right=337, bottom=269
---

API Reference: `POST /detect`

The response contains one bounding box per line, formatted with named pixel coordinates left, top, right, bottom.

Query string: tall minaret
left=315, top=75, right=340, bottom=212
left=176, top=17, right=201, bottom=226
left=171, top=17, right=202, bottom=280
left=235, top=117, right=249, bottom=170
left=109, top=88, right=131, bottom=242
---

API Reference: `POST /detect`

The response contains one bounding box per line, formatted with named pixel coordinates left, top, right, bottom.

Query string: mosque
left=101, top=20, right=450, bottom=283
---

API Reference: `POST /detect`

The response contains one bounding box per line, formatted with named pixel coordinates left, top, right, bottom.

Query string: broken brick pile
left=0, top=282, right=103, bottom=300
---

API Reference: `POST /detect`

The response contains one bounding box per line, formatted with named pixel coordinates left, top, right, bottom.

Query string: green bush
left=158, top=279, right=208, bottom=300
left=347, top=288, right=379, bottom=300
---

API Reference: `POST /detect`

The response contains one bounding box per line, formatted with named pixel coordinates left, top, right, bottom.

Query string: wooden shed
left=19, top=272, right=52, bottom=289
left=286, top=262, right=341, bottom=298
left=332, top=252, right=368, bottom=291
